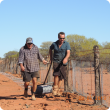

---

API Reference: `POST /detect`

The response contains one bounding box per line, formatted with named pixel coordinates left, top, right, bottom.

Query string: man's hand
left=43, top=59, right=48, bottom=65
left=63, top=50, right=70, bottom=65
left=20, top=64, right=25, bottom=71
left=63, top=58, right=68, bottom=65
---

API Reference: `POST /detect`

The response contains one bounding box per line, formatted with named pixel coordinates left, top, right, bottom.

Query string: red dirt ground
left=0, top=72, right=108, bottom=110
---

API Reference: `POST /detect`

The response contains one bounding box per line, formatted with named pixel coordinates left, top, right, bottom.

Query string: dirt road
left=0, top=72, right=108, bottom=110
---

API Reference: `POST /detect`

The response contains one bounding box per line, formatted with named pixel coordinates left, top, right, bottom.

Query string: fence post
left=93, top=45, right=101, bottom=105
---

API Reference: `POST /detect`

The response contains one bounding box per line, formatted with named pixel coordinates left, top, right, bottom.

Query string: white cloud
left=0, top=0, right=3, bottom=4
left=0, top=107, right=3, bottom=110
left=107, top=0, right=110, bottom=4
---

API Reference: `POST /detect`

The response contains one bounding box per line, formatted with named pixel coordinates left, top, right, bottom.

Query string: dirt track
left=0, top=72, right=108, bottom=110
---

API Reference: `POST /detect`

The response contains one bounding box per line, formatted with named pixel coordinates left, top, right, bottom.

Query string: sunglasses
left=27, top=43, right=33, bottom=45
left=59, top=38, right=65, bottom=39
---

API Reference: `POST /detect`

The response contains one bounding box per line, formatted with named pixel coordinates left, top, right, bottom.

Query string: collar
left=24, top=43, right=34, bottom=49
left=56, top=40, right=65, bottom=44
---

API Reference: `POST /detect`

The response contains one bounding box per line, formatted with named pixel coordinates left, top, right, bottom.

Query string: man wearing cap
left=18, top=37, right=47, bottom=100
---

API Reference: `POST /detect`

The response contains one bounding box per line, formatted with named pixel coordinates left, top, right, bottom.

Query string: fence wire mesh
left=68, top=60, right=95, bottom=99
left=100, top=63, right=110, bottom=107
left=1, top=47, right=110, bottom=107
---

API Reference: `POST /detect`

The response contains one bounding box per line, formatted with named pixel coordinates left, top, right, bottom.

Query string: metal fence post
left=93, top=45, right=102, bottom=105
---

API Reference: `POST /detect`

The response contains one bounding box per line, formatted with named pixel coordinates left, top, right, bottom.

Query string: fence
left=99, top=48, right=110, bottom=107
left=0, top=45, right=110, bottom=107
left=0, top=58, right=20, bottom=74
left=68, top=59, right=95, bottom=95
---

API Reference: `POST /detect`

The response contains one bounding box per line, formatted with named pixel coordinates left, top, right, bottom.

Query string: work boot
left=24, top=88, right=28, bottom=98
left=31, top=92, right=36, bottom=100
left=52, top=85, right=58, bottom=96
left=57, top=89, right=61, bottom=96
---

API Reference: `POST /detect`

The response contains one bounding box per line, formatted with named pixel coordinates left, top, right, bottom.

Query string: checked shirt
left=18, top=44, right=43, bottom=72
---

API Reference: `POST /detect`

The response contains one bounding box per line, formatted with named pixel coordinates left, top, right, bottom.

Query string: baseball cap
left=26, top=37, right=33, bottom=43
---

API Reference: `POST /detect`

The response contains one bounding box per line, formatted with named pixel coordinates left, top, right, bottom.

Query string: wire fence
left=68, top=60, right=95, bottom=97
left=0, top=46, right=110, bottom=107
left=100, top=62, right=110, bottom=107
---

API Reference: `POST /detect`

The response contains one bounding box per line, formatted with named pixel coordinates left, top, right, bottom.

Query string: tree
left=65, top=34, right=101, bottom=61
left=4, top=51, right=18, bottom=58
left=80, top=38, right=102, bottom=61
left=39, top=41, right=53, bottom=57
left=102, top=42, right=110, bottom=48
left=66, top=34, right=87, bottom=58
left=100, top=42, right=110, bottom=63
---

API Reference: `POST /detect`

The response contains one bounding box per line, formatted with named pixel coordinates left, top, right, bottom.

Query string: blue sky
left=0, top=0, right=110, bottom=58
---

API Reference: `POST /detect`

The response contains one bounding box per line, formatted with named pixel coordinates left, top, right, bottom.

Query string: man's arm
left=19, top=63, right=25, bottom=71
left=63, top=50, right=70, bottom=64
left=18, top=48, right=25, bottom=71
left=37, top=47, right=47, bottom=64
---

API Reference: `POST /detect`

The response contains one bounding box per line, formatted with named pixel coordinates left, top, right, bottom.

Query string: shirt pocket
left=60, top=48, right=66, bottom=58
left=24, top=52, right=30, bottom=59
left=61, top=48, right=66, bottom=53
left=32, top=52, right=38, bottom=59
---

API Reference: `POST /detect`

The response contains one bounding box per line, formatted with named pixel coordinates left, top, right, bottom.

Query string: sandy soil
left=0, top=72, right=108, bottom=110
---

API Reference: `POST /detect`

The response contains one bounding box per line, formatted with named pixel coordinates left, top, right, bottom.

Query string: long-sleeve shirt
left=18, top=44, right=43, bottom=72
